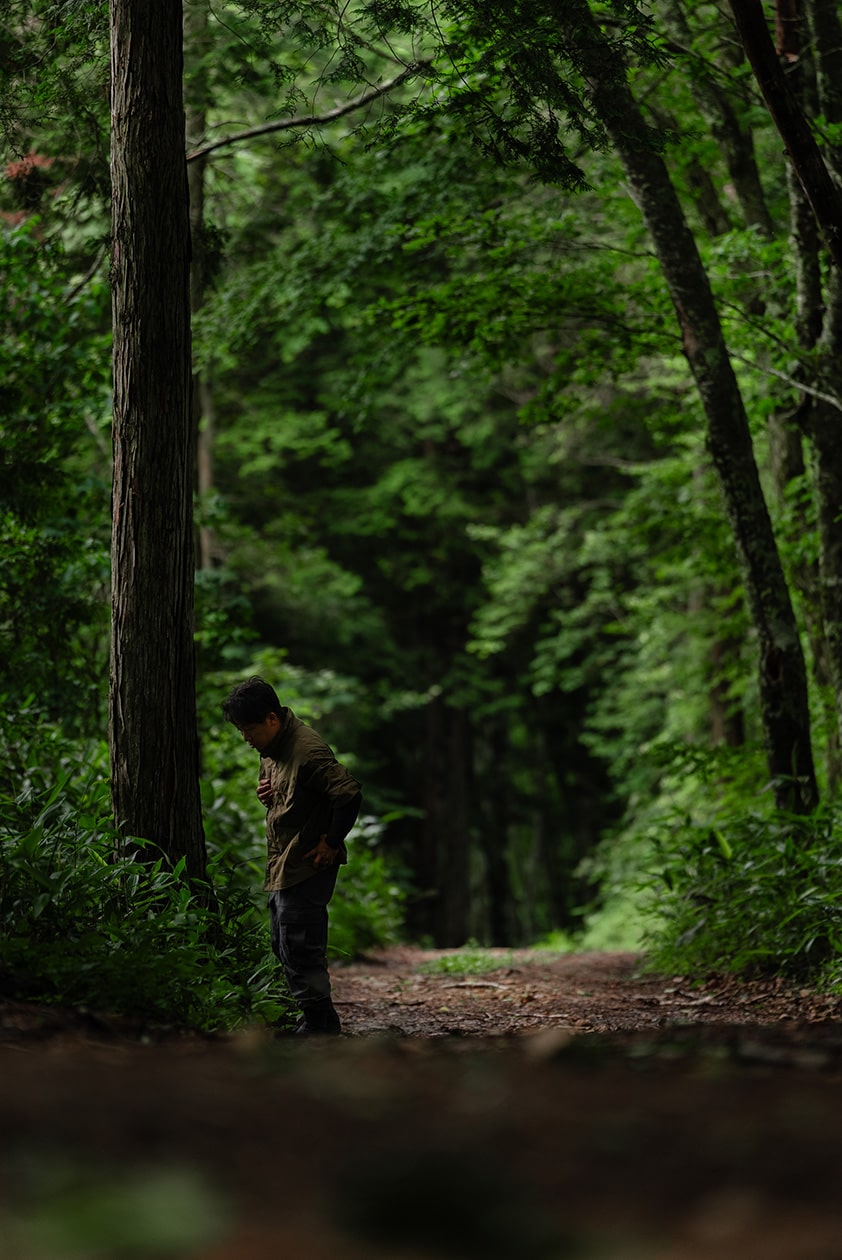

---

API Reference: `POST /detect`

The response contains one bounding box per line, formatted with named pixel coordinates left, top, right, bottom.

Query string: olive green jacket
left=259, top=708, right=361, bottom=891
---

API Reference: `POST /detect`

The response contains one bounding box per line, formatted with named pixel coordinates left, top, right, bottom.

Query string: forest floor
left=4, top=947, right=842, bottom=1259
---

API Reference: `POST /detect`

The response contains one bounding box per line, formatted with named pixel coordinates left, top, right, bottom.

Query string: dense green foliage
left=0, top=222, right=110, bottom=726
left=5, top=0, right=842, bottom=1024
left=645, top=807, right=842, bottom=984
left=0, top=706, right=404, bottom=1027
left=0, top=736, right=279, bottom=1029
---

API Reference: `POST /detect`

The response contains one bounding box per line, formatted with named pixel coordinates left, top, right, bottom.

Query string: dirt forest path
left=4, top=948, right=842, bottom=1260
left=331, top=946, right=842, bottom=1039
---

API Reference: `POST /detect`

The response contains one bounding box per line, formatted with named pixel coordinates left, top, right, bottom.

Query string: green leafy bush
left=329, top=814, right=406, bottom=960
left=1, top=705, right=405, bottom=1029
left=0, top=755, right=291, bottom=1030
left=0, top=224, right=111, bottom=730
left=644, top=806, right=842, bottom=985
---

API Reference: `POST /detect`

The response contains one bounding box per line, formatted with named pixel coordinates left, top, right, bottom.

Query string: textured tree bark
left=775, top=0, right=801, bottom=60
left=740, top=0, right=842, bottom=773
left=658, top=0, right=775, bottom=237
left=109, top=0, right=208, bottom=877
left=801, top=0, right=842, bottom=769
left=557, top=0, right=818, bottom=812
left=184, top=0, right=215, bottom=572
left=728, top=0, right=842, bottom=268
left=777, top=41, right=841, bottom=787
left=683, top=155, right=733, bottom=237
left=804, top=0, right=842, bottom=181
left=649, top=100, right=733, bottom=235
left=810, top=368, right=842, bottom=747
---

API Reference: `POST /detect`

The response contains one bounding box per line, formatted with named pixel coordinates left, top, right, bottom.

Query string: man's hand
left=256, top=778, right=273, bottom=808
left=305, top=834, right=339, bottom=870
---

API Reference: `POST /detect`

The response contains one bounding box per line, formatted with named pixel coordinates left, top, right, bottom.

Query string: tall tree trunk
left=777, top=42, right=841, bottom=788
left=659, top=0, right=775, bottom=237
left=801, top=0, right=842, bottom=776
left=732, top=0, right=842, bottom=774
left=184, top=0, right=215, bottom=571
left=421, top=695, right=473, bottom=946
left=557, top=0, right=818, bottom=812
left=804, top=0, right=842, bottom=182
left=728, top=0, right=842, bottom=269
left=195, top=376, right=215, bottom=571
left=109, top=0, right=208, bottom=877
left=443, top=704, right=473, bottom=945
left=477, top=719, right=513, bottom=946
left=649, top=103, right=733, bottom=235
left=809, top=277, right=842, bottom=766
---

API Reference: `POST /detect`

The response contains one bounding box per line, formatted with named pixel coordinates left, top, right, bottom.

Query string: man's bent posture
left=223, top=677, right=362, bottom=1035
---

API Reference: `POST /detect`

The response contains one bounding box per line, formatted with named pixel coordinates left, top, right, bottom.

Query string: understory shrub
left=644, top=805, right=842, bottom=985
left=0, top=751, right=288, bottom=1029
left=1, top=719, right=405, bottom=1028
left=328, top=813, right=406, bottom=960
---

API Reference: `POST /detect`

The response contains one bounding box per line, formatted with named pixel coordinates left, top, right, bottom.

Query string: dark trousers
left=268, top=866, right=339, bottom=1021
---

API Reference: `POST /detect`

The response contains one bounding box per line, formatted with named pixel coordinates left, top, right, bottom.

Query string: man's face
left=237, top=712, right=281, bottom=752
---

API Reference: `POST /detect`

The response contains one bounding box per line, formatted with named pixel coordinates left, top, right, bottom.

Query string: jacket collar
left=262, top=707, right=294, bottom=758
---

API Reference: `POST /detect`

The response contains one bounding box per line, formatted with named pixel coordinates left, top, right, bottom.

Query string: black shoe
left=295, top=1001, right=341, bottom=1036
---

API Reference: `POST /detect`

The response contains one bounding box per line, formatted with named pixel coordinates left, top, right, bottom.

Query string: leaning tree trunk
left=730, top=0, right=842, bottom=770
left=778, top=26, right=841, bottom=788
left=727, top=0, right=842, bottom=268
left=804, top=0, right=842, bottom=184
left=805, top=0, right=842, bottom=767
left=109, top=0, right=208, bottom=878
left=557, top=0, right=818, bottom=813
left=658, top=0, right=776, bottom=238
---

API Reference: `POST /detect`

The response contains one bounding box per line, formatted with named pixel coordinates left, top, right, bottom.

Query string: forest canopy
left=4, top=0, right=842, bottom=1025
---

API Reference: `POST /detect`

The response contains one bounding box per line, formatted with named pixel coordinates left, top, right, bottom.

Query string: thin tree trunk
left=778, top=68, right=841, bottom=787
left=809, top=270, right=842, bottom=765
left=728, top=0, right=842, bottom=268
left=442, top=704, right=473, bottom=945
left=732, top=0, right=842, bottom=778
left=802, top=0, right=842, bottom=772
left=421, top=694, right=473, bottom=946
left=804, top=0, right=842, bottom=182
left=196, top=376, right=215, bottom=570
left=659, top=0, right=775, bottom=237
left=650, top=102, right=733, bottom=235
left=477, top=720, right=512, bottom=946
left=557, top=0, right=818, bottom=812
left=709, top=636, right=747, bottom=747
left=109, top=0, right=208, bottom=877
left=532, top=723, right=566, bottom=931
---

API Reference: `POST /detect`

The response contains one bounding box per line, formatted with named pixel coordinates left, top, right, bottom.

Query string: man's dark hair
left=222, top=676, right=283, bottom=726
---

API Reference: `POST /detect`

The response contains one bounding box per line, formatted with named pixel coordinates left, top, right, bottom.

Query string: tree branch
left=728, top=0, right=842, bottom=267
left=729, top=350, right=842, bottom=413
left=64, top=243, right=108, bottom=304
left=186, top=62, right=429, bottom=164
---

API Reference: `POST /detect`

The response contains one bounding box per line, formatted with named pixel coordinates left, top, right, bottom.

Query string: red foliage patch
left=5, top=152, right=54, bottom=180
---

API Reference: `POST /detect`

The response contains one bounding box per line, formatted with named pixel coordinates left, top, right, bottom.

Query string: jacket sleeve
left=324, top=794, right=362, bottom=848
left=300, top=752, right=362, bottom=847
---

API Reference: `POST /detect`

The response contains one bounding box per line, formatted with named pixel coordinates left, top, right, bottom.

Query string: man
left=222, top=676, right=361, bottom=1036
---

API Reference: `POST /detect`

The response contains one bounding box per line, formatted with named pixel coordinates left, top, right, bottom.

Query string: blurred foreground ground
left=3, top=948, right=842, bottom=1259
